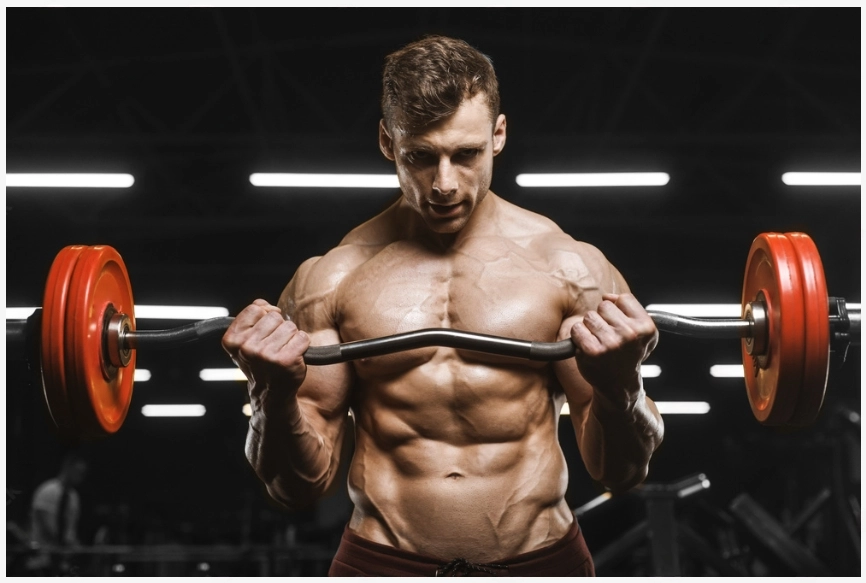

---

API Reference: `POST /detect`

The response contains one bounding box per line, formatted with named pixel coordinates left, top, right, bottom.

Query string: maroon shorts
left=328, top=519, right=595, bottom=576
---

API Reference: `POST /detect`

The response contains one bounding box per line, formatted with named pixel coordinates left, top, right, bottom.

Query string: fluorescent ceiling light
left=561, top=401, right=710, bottom=415
left=655, top=402, right=711, bottom=415
left=710, top=364, right=744, bottom=378
left=515, top=172, right=669, bottom=188
left=782, top=172, right=861, bottom=186
left=250, top=173, right=399, bottom=188
left=141, top=404, right=206, bottom=417
left=641, top=365, right=662, bottom=378
left=200, top=368, right=247, bottom=382
left=645, top=304, right=741, bottom=318
left=6, top=173, right=135, bottom=188
left=6, top=305, right=229, bottom=320
left=6, top=307, right=37, bottom=320
left=134, top=369, right=151, bottom=382
left=134, top=305, right=230, bottom=319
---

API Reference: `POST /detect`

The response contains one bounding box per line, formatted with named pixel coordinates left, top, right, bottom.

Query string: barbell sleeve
left=123, top=317, right=235, bottom=349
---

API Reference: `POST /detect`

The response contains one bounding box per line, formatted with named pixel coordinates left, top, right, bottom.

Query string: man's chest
left=335, top=240, right=572, bottom=344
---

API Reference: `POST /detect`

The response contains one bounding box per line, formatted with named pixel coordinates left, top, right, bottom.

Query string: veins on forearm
left=246, top=403, right=336, bottom=506
left=581, top=389, right=663, bottom=490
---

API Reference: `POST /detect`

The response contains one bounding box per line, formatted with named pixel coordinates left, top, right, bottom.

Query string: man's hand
left=569, top=293, right=658, bottom=409
left=221, top=299, right=311, bottom=411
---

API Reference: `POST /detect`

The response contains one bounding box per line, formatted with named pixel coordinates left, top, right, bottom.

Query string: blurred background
left=6, top=6, right=861, bottom=577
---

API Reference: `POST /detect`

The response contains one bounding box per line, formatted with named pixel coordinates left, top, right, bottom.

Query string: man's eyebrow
left=400, top=141, right=487, bottom=152
left=400, top=143, right=434, bottom=151
left=456, top=142, right=487, bottom=150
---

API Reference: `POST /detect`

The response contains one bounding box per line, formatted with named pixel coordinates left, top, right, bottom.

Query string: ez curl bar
left=6, top=232, right=859, bottom=439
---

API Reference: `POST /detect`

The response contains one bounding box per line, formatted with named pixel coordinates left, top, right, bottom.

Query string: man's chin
left=423, top=211, right=470, bottom=233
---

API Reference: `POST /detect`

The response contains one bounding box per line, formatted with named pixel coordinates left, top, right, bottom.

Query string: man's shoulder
left=281, top=217, right=390, bottom=310
left=495, top=196, right=563, bottom=238
left=498, top=198, right=603, bottom=255
left=495, top=197, right=616, bottom=288
left=32, top=479, right=61, bottom=507
left=301, top=230, right=386, bottom=283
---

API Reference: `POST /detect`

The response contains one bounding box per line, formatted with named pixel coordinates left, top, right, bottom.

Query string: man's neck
left=397, top=192, right=499, bottom=252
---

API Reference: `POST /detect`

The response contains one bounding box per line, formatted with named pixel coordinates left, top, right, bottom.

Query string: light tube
left=515, top=172, right=669, bottom=188
left=782, top=172, right=861, bottom=186
left=6, top=307, right=38, bottom=320
left=655, top=402, right=711, bottom=415
left=141, top=404, right=206, bottom=417
left=127, top=305, right=230, bottom=319
left=200, top=368, right=247, bottom=382
left=561, top=401, right=710, bottom=415
left=134, top=369, right=151, bottom=382
left=6, top=173, right=135, bottom=188
left=250, top=173, right=399, bottom=188
left=710, top=365, right=745, bottom=378
left=645, top=304, right=741, bottom=318
left=6, top=306, right=229, bottom=320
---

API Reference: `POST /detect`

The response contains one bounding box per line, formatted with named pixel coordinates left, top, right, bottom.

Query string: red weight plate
left=64, top=245, right=136, bottom=437
left=741, top=233, right=806, bottom=425
left=40, top=245, right=86, bottom=432
left=784, top=232, right=830, bottom=427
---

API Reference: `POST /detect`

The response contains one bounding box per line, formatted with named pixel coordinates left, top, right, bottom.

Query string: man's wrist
left=591, top=379, right=643, bottom=415
left=249, top=394, right=303, bottom=436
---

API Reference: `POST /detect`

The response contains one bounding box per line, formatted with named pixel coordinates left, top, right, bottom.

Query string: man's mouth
left=428, top=201, right=463, bottom=217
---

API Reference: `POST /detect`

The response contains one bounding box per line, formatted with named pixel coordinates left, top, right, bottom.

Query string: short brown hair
left=381, top=35, right=500, bottom=132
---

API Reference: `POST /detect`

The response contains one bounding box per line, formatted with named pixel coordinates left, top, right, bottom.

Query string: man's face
left=67, top=461, right=87, bottom=486
left=379, top=94, right=506, bottom=234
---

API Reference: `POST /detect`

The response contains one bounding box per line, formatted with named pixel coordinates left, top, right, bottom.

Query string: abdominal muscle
left=344, top=355, right=575, bottom=562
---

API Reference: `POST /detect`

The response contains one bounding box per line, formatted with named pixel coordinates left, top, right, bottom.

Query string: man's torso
left=299, top=195, right=599, bottom=561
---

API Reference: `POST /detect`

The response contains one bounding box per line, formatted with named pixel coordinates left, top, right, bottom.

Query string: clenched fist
left=222, top=299, right=311, bottom=409
left=570, top=293, right=658, bottom=407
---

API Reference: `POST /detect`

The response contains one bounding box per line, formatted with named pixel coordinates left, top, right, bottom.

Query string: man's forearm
left=579, top=384, right=664, bottom=492
left=245, top=396, right=339, bottom=508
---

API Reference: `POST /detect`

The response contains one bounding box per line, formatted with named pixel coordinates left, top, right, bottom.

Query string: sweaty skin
left=224, top=95, right=663, bottom=563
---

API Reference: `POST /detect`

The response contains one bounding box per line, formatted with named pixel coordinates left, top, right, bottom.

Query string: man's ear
left=379, top=120, right=396, bottom=161
left=492, top=114, right=507, bottom=157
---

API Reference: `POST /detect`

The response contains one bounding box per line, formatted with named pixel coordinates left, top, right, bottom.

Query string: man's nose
left=432, top=159, right=458, bottom=196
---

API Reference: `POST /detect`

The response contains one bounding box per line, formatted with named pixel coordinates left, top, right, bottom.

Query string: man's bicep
left=279, top=252, right=354, bottom=439
left=294, top=328, right=355, bottom=459
left=298, top=327, right=353, bottom=411
left=580, top=243, right=630, bottom=297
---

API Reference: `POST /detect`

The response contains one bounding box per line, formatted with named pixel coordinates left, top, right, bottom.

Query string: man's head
left=59, top=452, right=88, bottom=487
left=379, top=36, right=507, bottom=236
left=381, top=35, right=500, bottom=133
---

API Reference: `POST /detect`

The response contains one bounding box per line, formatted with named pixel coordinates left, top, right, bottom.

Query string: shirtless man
left=222, top=35, right=664, bottom=577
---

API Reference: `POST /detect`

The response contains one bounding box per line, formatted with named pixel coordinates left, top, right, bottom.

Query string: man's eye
left=459, top=149, right=480, bottom=159
left=409, top=151, right=431, bottom=162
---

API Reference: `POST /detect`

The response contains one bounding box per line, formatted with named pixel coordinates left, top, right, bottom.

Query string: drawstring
left=435, top=557, right=509, bottom=576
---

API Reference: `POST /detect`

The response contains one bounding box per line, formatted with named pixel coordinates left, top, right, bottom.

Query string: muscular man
left=223, top=35, right=663, bottom=577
